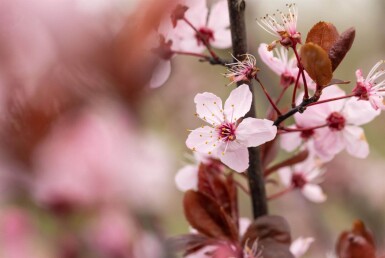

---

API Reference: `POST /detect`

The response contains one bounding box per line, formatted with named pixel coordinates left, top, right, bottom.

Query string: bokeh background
left=0, top=0, right=384, bottom=257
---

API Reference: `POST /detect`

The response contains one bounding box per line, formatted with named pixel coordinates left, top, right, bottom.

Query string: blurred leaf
left=183, top=190, right=238, bottom=241
left=329, top=27, right=356, bottom=71
left=336, top=220, right=376, bottom=258
left=241, top=215, right=294, bottom=258
left=300, top=42, right=333, bottom=86
left=167, top=234, right=215, bottom=255
left=306, top=22, right=339, bottom=53
left=265, top=149, right=309, bottom=176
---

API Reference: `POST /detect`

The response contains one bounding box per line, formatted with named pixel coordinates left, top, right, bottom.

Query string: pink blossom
left=186, top=84, right=277, bottom=172
left=257, top=4, right=301, bottom=49
left=353, top=60, right=385, bottom=110
left=32, top=103, right=172, bottom=213
left=278, top=158, right=326, bottom=202
left=175, top=0, right=231, bottom=53
left=282, top=86, right=380, bottom=160
left=224, top=54, right=259, bottom=85
left=258, top=43, right=315, bottom=89
left=290, top=237, right=314, bottom=258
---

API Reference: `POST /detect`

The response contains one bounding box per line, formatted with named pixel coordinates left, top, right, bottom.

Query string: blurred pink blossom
left=290, top=237, right=314, bottom=258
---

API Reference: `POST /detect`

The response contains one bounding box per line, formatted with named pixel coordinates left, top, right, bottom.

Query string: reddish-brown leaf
left=183, top=190, right=238, bottom=241
left=241, top=215, right=294, bottom=258
left=167, top=234, right=216, bottom=256
left=306, top=22, right=339, bottom=53
left=329, top=27, right=356, bottom=71
left=264, top=150, right=309, bottom=176
left=197, top=161, right=238, bottom=225
left=336, top=220, right=376, bottom=258
left=300, top=42, right=333, bottom=86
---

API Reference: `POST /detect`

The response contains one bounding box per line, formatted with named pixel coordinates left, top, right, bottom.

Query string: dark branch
left=227, top=0, right=268, bottom=218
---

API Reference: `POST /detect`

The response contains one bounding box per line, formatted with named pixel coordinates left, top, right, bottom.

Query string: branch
left=227, top=0, right=268, bottom=218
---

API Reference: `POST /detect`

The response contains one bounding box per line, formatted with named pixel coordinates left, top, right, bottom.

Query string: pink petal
left=224, top=84, right=252, bottom=122
left=343, top=98, right=380, bottom=126
left=177, top=36, right=206, bottom=53
left=236, top=118, right=277, bottom=147
left=207, top=0, right=229, bottom=31
left=217, top=145, right=249, bottom=173
left=318, top=85, right=346, bottom=112
left=301, top=184, right=326, bottom=203
left=290, top=237, right=314, bottom=258
left=278, top=167, right=293, bottom=187
left=343, top=126, right=369, bottom=159
left=194, top=92, right=224, bottom=125
left=211, top=29, right=232, bottom=49
left=313, top=128, right=344, bottom=159
left=186, top=126, right=219, bottom=154
left=149, top=59, right=172, bottom=88
left=175, top=165, right=198, bottom=191
left=258, top=43, right=285, bottom=75
left=280, top=129, right=301, bottom=152
left=239, top=217, right=251, bottom=237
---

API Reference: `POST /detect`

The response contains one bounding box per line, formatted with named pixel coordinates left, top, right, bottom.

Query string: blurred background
left=0, top=0, right=384, bottom=257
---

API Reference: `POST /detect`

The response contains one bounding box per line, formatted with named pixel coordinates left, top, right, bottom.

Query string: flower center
left=300, top=129, right=314, bottom=140
left=280, top=72, right=295, bottom=87
left=292, top=173, right=307, bottom=188
left=195, top=27, right=215, bottom=46
left=353, top=83, right=370, bottom=100
left=217, top=122, right=237, bottom=142
left=326, top=112, right=346, bottom=131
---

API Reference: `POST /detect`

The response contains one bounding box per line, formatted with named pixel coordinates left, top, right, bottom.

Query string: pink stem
left=267, top=186, right=294, bottom=201
left=308, top=94, right=355, bottom=107
left=278, top=124, right=328, bottom=133
left=292, top=45, right=309, bottom=100
left=256, top=77, right=282, bottom=116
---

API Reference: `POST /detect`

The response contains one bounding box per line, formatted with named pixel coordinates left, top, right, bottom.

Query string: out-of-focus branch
left=227, top=0, right=268, bottom=218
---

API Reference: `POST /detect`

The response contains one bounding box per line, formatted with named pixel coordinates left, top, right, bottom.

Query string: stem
left=278, top=124, right=328, bottom=133
left=267, top=187, right=294, bottom=201
left=307, top=94, right=355, bottom=107
left=273, top=96, right=317, bottom=126
left=173, top=50, right=229, bottom=65
left=255, top=77, right=282, bottom=116
left=292, top=46, right=309, bottom=100
left=291, top=69, right=301, bottom=108
left=275, top=85, right=289, bottom=105
left=227, top=0, right=268, bottom=218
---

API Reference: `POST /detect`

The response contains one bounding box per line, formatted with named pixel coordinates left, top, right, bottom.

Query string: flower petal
left=343, top=126, right=369, bottom=158
left=224, top=84, right=252, bottom=123
left=149, top=59, right=171, bottom=88
left=186, top=126, right=219, bottom=154
left=278, top=167, right=293, bottom=187
left=301, top=184, right=326, bottom=203
left=175, top=165, right=198, bottom=191
left=207, top=0, right=229, bottom=31
left=290, top=237, right=314, bottom=258
left=211, top=28, right=232, bottom=49
left=313, top=128, right=344, bottom=159
left=217, top=145, right=249, bottom=172
left=258, top=43, right=285, bottom=75
left=280, top=129, right=302, bottom=152
left=236, top=118, right=277, bottom=147
left=343, top=98, right=380, bottom=126
left=194, top=92, right=224, bottom=125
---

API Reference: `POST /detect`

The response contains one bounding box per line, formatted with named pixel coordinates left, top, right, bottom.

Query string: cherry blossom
left=224, top=54, right=259, bottom=85
left=257, top=3, right=301, bottom=49
left=290, top=237, right=314, bottom=258
left=282, top=86, right=380, bottom=161
left=353, top=60, right=385, bottom=110
left=278, top=158, right=326, bottom=202
left=175, top=0, right=231, bottom=53
left=186, top=84, right=277, bottom=172
left=258, top=43, right=315, bottom=89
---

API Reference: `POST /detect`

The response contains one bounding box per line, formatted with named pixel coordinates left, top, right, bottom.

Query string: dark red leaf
left=265, top=150, right=309, bottom=176
left=241, top=215, right=294, bottom=258
left=183, top=190, right=238, bottom=241
left=306, top=21, right=339, bottom=53
left=329, top=27, right=355, bottom=71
